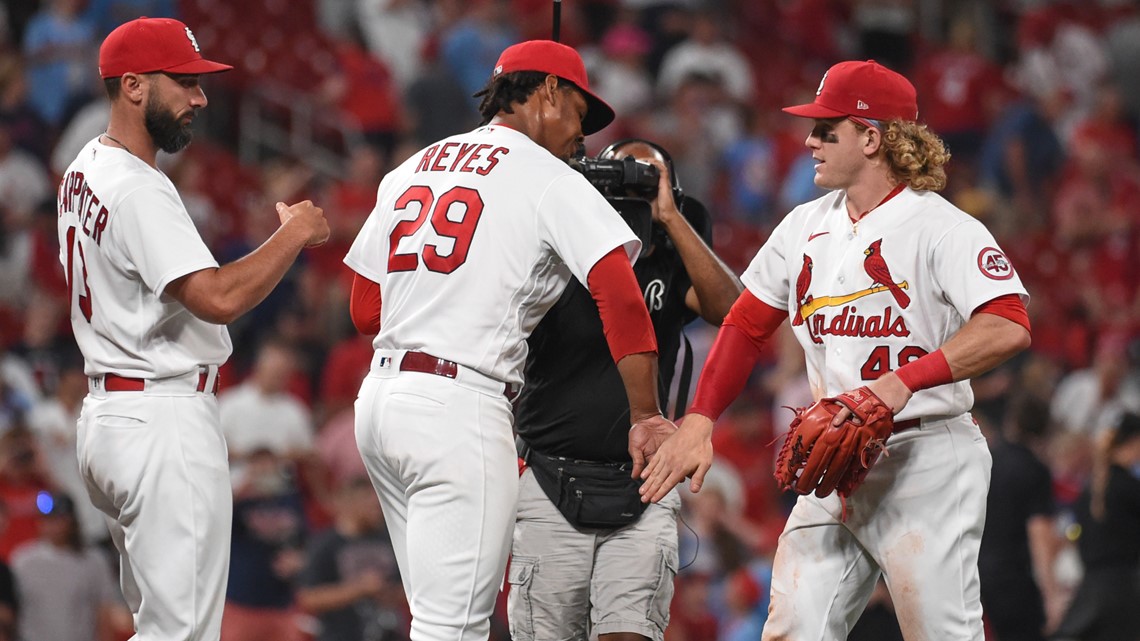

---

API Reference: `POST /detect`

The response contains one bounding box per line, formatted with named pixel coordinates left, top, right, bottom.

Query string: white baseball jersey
left=744, top=186, right=1027, bottom=420
left=57, top=138, right=232, bottom=378
left=754, top=186, right=1025, bottom=641
left=62, top=137, right=236, bottom=641
left=345, top=125, right=640, bottom=386
left=349, top=124, right=640, bottom=641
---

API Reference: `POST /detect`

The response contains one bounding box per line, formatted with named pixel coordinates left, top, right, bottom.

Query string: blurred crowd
left=1, top=0, right=1140, bottom=639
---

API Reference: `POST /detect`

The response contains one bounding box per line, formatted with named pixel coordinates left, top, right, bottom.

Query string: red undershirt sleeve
left=687, top=290, right=787, bottom=421
left=350, top=272, right=382, bottom=335
left=586, top=247, right=658, bottom=362
left=972, top=293, right=1031, bottom=333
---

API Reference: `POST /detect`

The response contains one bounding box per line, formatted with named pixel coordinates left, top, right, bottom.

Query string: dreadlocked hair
left=852, top=119, right=951, bottom=192
left=474, top=71, right=569, bottom=126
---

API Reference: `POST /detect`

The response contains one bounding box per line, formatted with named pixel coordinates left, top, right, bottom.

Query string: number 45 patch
left=977, top=247, right=1014, bottom=281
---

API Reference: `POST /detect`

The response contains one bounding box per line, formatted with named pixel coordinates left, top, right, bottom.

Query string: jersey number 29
left=388, top=185, right=484, bottom=274
left=65, top=226, right=93, bottom=322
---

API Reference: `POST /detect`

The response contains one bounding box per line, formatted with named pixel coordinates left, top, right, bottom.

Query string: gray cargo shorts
left=507, top=467, right=681, bottom=641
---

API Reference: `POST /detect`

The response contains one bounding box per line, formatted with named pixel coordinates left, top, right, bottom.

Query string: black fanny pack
left=522, top=445, right=648, bottom=530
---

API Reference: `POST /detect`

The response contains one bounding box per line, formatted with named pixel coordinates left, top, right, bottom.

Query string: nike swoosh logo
left=808, top=232, right=830, bottom=241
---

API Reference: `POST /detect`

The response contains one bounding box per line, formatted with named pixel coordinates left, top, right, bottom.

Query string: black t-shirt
left=978, top=440, right=1055, bottom=586
left=516, top=202, right=710, bottom=462
left=227, top=490, right=307, bottom=608
left=1074, top=465, right=1140, bottom=570
left=298, top=527, right=404, bottom=641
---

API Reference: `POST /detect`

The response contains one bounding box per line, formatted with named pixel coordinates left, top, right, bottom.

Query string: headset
left=597, top=138, right=685, bottom=207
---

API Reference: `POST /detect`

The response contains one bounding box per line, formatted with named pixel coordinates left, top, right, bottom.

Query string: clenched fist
left=276, top=200, right=330, bottom=247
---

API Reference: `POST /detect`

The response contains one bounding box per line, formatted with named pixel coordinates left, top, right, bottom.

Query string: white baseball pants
left=763, top=415, right=992, bottom=641
left=78, top=381, right=231, bottom=641
left=355, top=350, right=518, bottom=641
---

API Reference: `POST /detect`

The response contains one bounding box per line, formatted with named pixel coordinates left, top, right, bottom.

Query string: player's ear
left=119, top=73, right=147, bottom=104
left=863, top=127, right=883, bottom=156
left=541, top=73, right=561, bottom=106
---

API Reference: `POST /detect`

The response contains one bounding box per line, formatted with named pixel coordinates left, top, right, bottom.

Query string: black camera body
left=570, top=156, right=660, bottom=199
left=571, top=144, right=708, bottom=253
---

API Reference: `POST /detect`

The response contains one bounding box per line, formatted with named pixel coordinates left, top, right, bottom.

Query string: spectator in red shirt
left=711, top=394, right=782, bottom=536
left=317, top=31, right=405, bottom=157
left=0, top=427, right=52, bottom=561
left=318, top=332, right=374, bottom=422
left=667, top=572, right=719, bottom=641
left=1053, top=130, right=1140, bottom=249
left=311, top=144, right=388, bottom=288
left=1067, top=82, right=1137, bottom=164
left=912, top=15, right=1008, bottom=166
left=1052, top=127, right=1140, bottom=329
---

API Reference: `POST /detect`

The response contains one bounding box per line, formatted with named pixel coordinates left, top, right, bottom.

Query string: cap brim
left=580, top=89, right=616, bottom=136
left=163, top=59, right=234, bottom=75
left=782, top=103, right=848, bottom=119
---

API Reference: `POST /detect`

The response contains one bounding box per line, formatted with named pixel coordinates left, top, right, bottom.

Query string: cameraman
left=509, top=139, right=741, bottom=641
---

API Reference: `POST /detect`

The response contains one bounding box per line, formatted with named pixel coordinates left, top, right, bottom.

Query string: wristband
left=894, top=349, right=953, bottom=392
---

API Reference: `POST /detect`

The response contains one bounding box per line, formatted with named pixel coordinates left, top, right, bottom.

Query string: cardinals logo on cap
left=783, top=60, right=919, bottom=123
left=185, top=27, right=200, bottom=52
left=815, top=71, right=828, bottom=96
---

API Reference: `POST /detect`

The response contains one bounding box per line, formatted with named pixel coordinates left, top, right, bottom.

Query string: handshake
left=627, top=412, right=715, bottom=504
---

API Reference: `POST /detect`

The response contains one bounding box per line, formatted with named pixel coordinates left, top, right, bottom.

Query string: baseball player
left=641, top=60, right=1033, bottom=640
left=344, top=41, right=688, bottom=641
left=57, top=18, right=329, bottom=641
left=509, top=139, right=741, bottom=641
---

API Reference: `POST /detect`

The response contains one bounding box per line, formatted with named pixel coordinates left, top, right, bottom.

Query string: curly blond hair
left=853, top=119, right=951, bottom=192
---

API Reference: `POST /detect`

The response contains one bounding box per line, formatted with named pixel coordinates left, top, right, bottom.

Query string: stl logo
left=816, top=71, right=828, bottom=96
left=977, top=247, right=1014, bottom=280
left=494, top=64, right=503, bottom=76
left=185, top=27, right=201, bottom=52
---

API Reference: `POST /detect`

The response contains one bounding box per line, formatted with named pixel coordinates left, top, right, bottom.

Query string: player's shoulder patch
left=977, top=246, right=1015, bottom=280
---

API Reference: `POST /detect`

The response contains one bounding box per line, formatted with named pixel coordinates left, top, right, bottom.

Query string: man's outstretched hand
left=637, top=413, right=715, bottom=503
left=629, top=414, right=677, bottom=481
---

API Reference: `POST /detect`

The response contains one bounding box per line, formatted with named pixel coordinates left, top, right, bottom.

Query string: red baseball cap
left=783, top=60, right=918, bottom=123
left=99, top=17, right=232, bottom=80
left=493, top=40, right=615, bottom=135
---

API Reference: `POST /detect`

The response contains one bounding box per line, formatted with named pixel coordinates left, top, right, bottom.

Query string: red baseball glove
left=774, top=386, right=895, bottom=500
